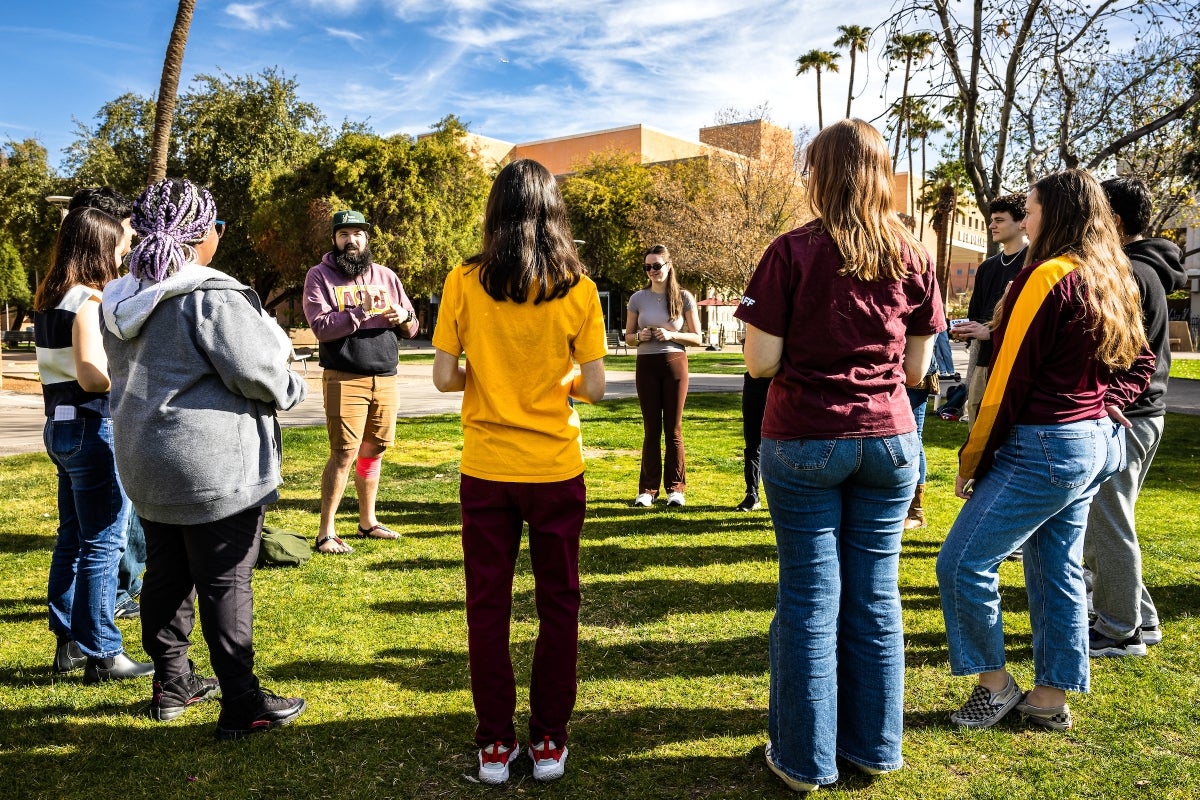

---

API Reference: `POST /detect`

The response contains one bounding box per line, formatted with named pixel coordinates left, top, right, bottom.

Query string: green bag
left=257, top=526, right=312, bottom=568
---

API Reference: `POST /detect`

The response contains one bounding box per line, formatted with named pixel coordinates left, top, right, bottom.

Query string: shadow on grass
left=0, top=532, right=55, bottom=554
left=582, top=543, right=777, bottom=572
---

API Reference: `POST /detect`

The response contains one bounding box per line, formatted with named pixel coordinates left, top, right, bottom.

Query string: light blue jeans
left=937, top=420, right=1124, bottom=692
left=44, top=417, right=131, bottom=658
left=762, top=433, right=919, bottom=786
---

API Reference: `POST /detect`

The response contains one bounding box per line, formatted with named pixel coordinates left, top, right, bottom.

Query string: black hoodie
left=1125, top=237, right=1186, bottom=417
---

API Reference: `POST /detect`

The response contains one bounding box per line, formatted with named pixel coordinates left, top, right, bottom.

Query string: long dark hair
left=643, top=243, right=685, bottom=320
left=1024, top=169, right=1145, bottom=369
left=33, top=207, right=123, bottom=312
left=466, top=159, right=584, bottom=304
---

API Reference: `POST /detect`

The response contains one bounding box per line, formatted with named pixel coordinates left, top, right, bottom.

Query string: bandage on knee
left=355, top=455, right=383, bottom=479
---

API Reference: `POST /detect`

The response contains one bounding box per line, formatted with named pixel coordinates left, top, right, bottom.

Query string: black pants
left=140, top=505, right=263, bottom=697
left=742, top=373, right=771, bottom=501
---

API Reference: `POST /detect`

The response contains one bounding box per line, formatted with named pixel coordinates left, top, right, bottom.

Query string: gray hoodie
left=102, top=264, right=306, bottom=525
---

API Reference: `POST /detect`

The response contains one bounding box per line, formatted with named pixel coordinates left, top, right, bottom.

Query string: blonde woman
left=625, top=244, right=703, bottom=507
left=735, top=119, right=943, bottom=790
left=936, top=169, right=1154, bottom=732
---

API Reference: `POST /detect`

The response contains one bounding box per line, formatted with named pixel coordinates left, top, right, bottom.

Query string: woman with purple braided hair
left=102, top=178, right=307, bottom=739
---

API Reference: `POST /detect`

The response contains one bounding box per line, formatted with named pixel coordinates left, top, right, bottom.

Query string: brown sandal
left=357, top=523, right=401, bottom=540
left=315, top=534, right=353, bottom=554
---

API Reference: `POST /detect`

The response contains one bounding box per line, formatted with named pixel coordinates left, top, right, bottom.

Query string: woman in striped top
left=33, top=207, right=153, bottom=683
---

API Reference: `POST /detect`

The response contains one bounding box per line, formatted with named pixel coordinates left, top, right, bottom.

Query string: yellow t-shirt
left=431, top=264, right=608, bottom=483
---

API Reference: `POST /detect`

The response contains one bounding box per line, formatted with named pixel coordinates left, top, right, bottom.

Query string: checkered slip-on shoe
left=1015, top=693, right=1072, bottom=731
left=950, top=675, right=1022, bottom=728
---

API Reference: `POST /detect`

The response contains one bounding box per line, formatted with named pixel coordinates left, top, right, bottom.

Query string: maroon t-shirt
left=734, top=221, right=944, bottom=440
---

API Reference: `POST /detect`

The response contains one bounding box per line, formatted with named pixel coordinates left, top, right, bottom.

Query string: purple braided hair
left=128, top=178, right=218, bottom=282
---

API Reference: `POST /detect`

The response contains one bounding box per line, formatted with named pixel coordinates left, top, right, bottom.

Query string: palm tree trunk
left=816, top=72, right=824, bottom=130
left=919, top=137, right=928, bottom=239
left=846, top=53, right=856, bottom=118
left=147, top=0, right=197, bottom=185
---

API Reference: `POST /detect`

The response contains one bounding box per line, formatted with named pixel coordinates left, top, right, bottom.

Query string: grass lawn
left=1169, top=358, right=1200, bottom=381
left=1, top=395, right=1198, bottom=799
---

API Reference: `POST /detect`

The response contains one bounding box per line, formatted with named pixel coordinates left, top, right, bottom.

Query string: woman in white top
left=624, top=244, right=703, bottom=507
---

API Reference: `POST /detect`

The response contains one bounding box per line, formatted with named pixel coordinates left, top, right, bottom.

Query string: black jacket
left=1125, top=238, right=1186, bottom=417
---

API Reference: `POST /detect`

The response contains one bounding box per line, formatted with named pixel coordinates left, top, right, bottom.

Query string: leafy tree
left=0, top=235, right=32, bottom=330
left=560, top=149, right=654, bottom=292
left=148, top=0, right=196, bottom=184
left=795, top=50, right=841, bottom=130
left=0, top=139, right=61, bottom=326
left=63, top=93, right=157, bottom=198
left=834, top=25, right=873, bottom=119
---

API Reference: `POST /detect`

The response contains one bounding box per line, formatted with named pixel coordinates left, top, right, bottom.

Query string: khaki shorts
left=322, top=370, right=398, bottom=451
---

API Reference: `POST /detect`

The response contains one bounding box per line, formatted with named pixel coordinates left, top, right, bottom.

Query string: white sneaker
left=529, top=736, right=568, bottom=782
left=478, top=741, right=520, bottom=784
left=666, top=491, right=685, bottom=507
left=632, top=493, right=653, bottom=507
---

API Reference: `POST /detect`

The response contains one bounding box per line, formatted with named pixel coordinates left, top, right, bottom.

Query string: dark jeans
left=140, top=505, right=264, bottom=696
left=635, top=351, right=689, bottom=495
left=117, top=514, right=146, bottom=605
left=461, top=474, right=585, bottom=747
left=742, top=373, right=772, bottom=500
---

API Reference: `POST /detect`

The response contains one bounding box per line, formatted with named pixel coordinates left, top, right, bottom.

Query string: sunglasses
left=214, top=220, right=226, bottom=238
left=644, top=261, right=669, bottom=272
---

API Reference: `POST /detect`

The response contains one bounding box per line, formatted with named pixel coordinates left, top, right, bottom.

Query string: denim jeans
left=937, top=420, right=1124, bottom=692
left=116, top=514, right=146, bottom=605
left=44, top=417, right=131, bottom=658
left=906, top=387, right=930, bottom=483
left=762, top=433, right=919, bottom=786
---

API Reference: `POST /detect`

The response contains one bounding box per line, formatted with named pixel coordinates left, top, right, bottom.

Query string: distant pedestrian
left=432, top=159, right=606, bottom=785
left=34, top=206, right=154, bottom=684
left=625, top=244, right=704, bottom=508
left=302, top=209, right=419, bottom=554
left=103, top=178, right=307, bottom=738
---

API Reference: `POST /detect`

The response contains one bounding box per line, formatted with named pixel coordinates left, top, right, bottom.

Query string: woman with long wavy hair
left=432, top=159, right=607, bottom=785
left=34, top=207, right=154, bottom=683
left=936, top=168, right=1153, bottom=732
left=735, top=119, right=944, bottom=790
left=624, top=243, right=704, bottom=507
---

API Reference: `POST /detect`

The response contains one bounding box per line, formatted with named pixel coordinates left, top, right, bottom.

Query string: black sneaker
left=1141, top=624, right=1162, bottom=646
left=215, top=687, right=305, bottom=740
left=734, top=495, right=761, bottom=512
left=53, top=636, right=87, bottom=674
left=114, top=597, right=141, bottom=620
left=1088, top=626, right=1147, bottom=657
left=149, top=663, right=221, bottom=721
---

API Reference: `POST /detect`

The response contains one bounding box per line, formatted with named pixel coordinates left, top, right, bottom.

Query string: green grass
left=399, top=350, right=752, bottom=375
left=1, top=396, right=1198, bottom=799
left=1168, top=358, right=1200, bottom=381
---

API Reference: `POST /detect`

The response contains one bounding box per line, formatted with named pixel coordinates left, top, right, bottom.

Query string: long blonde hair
left=1026, top=169, right=1146, bottom=369
left=805, top=119, right=928, bottom=280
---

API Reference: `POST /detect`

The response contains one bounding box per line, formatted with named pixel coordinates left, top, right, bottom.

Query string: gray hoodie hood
left=103, top=263, right=244, bottom=340
left=1126, top=238, right=1186, bottom=295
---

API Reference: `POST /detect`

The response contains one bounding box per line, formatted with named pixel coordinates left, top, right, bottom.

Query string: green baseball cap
left=332, top=209, right=369, bottom=233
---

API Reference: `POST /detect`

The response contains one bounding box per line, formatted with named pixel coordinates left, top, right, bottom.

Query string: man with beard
left=303, top=210, right=419, bottom=554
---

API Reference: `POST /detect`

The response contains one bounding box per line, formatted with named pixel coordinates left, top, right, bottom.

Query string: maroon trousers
left=635, top=351, right=689, bottom=495
left=460, top=473, right=585, bottom=747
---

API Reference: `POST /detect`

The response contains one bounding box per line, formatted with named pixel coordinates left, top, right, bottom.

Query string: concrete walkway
left=4, top=344, right=1200, bottom=457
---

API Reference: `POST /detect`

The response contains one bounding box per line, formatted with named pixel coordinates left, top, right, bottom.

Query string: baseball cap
left=332, top=209, right=369, bottom=233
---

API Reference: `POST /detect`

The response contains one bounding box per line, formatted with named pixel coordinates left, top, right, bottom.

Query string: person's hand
left=653, top=327, right=672, bottom=342
left=951, top=320, right=990, bottom=340
left=1106, top=404, right=1133, bottom=429
left=955, top=474, right=975, bottom=500
left=386, top=303, right=410, bottom=327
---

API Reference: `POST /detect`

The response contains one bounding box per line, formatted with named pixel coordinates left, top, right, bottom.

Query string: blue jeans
left=116, top=514, right=146, bottom=605
left=937, top=420, right=1124, bottom=692
left=906, top=387, right=930, bottom=483
left=762, top=433, right=919, bottom=786
left=44, top=417, right=131, bottom=658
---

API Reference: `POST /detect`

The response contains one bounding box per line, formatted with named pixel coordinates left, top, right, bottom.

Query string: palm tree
left=907, top=100, right=944, bottom=237
left=795, top=50, right=841, bottom=130
left=921, top=160, right=972, bottom=305
left=833, top=25, right=872, bottom=119
left=147, top=0, right=197, bottom=184
left=884, top=31, right=937, bottom=170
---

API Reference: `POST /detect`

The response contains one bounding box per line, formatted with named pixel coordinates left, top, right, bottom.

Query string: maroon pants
left=635, top=351, right=689, bottom=495
left=461, top=473, right=585, bottom=747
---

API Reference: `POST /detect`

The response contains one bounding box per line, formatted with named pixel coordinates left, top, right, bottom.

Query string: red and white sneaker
left=477, top=741, right=520, bottom=784
left=529, top=736, right=568, bottom=782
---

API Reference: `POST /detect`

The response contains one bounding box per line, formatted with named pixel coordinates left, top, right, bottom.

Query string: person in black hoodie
left=1084, top=177, right=1187, bottom=657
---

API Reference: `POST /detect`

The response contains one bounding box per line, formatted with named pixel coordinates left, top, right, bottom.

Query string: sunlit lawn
left=1, top=395, right=1197, bottom=799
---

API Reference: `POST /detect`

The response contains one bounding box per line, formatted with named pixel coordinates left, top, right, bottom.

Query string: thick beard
left=334, top=241, right=373, bottom=278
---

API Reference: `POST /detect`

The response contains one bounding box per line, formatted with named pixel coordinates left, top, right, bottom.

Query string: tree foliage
left=63, top=93, right=157, bottom=199
left=0, top=235, right=32, bottom=317
left=0, top=139, right=61, bottom=324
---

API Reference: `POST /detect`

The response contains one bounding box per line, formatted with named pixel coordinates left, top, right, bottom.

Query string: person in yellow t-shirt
left=431, top=159, right=606, bottom=786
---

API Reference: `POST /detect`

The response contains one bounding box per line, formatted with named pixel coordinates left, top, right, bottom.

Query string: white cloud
left=225, top=3, right=292, bottom=32
left=326, top=27, right=365, bottom=43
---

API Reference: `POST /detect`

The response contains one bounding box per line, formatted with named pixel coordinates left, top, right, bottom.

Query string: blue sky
left=1, top=0, right=899, bottom=171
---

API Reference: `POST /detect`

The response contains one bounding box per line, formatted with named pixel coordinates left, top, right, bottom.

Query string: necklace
left=999, top=248, right=1024, bottom=267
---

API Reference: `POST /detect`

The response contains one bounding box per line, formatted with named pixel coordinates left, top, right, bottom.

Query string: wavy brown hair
left=466, top=159, right=584, bottom=304
left=805, top=119, right=928, bottom=280
left=33, top=207, right=123, bottom=312
left=1024, top=169, right=1146, bottom=369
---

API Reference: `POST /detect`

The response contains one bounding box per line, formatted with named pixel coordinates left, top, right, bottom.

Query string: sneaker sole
left=764, top=745, right=818, bottom=792
left=150, top=689, right=221, bottom=722
left=531, top=747, right=567, bottom=782
left=1089, top=644, right=1148, bottom=658
left=1141, top=629, right=1162, bottom=646
left=478, top=745, right=520, bottom=784
left=214, top=699, right=305, bottom=740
